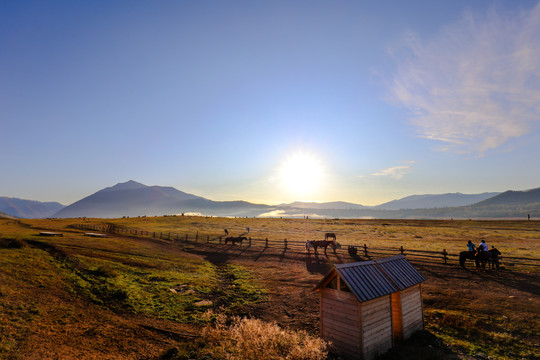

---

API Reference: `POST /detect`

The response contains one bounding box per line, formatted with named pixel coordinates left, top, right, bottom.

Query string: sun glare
left=279, top=151, right=324, bottom=198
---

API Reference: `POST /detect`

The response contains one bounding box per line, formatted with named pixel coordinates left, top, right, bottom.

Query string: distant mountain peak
left=100, top=180, right=148, bottom=192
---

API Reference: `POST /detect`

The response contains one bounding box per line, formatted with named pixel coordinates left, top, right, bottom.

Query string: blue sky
left=2, top=0, right=540, bottom=206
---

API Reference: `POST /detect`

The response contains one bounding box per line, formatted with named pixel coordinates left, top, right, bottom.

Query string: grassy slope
left=0, top=219, right=268, bottom=359
left=1, top=217, right=539, bottom=359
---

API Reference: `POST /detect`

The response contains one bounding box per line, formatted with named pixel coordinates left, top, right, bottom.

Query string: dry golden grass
left=27, top=216, right=539, bottom=264
left=192, top=314, right=328, bottom=360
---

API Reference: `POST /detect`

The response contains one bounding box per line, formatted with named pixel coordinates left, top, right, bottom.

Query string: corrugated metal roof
left=375, top=255, right=426, bottom=290
left=336, top=261, right=398, bottom=302
left=315, top=255, right=425, bottom=303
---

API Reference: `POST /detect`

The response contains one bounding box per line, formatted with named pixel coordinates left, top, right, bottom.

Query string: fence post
left=364, top=244, right=368, bottom=257
left=265, top=238, right=269, bottom=248
left=249, top=237, right=252, bottom=246
left=442, top=249, right=448, bottom=264
left=196, top=231, right=199, bottom=242
left=284, top=238, right=288, bottom=250
left=400, top=246, right=404, bottom=255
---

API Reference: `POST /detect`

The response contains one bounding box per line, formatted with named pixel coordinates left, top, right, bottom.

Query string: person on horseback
left=478, top=239, right=488, bottom=252
left=475, top=239, right=488, bottom=257
left=467, top=240, right=476, bottom=252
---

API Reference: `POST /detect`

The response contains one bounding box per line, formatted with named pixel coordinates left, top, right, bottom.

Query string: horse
left=475, top=250, right=492, bottom=270
left=306, top=239, right=341, bottom=254
left=324, top=233, right=336, bottom=241
left=224, top=236, right=246, bottom=245
left=459, top=249, right=499, bottom=270
left=489, top=247, right=502, bottom=269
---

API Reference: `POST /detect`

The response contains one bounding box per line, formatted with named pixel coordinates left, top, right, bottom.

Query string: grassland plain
left=0, top=216, right=539, bottom=359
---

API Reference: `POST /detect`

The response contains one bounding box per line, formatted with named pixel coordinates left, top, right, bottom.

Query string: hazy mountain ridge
left=52, top=181, right=272, bottom=218
left=3, top=181, right=539, bottom=219
left=0, top=210, right=17, bottom=219
left=473, top=188, right=540, bottom=206
left=375, top=192, right=500, bottom=210
left=0, top=197, right=65, bottom=219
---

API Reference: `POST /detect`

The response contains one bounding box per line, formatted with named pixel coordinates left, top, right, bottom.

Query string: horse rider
left=475, top=239, right=488, bottom=256
left=478, top=239, right=488, bottom=252
left=467, top=240, right=476, bottom=252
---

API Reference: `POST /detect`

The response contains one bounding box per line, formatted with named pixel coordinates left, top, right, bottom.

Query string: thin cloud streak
left=390, top=3, right=540, bottom=154
left=372, top=165, right=411, bottom=180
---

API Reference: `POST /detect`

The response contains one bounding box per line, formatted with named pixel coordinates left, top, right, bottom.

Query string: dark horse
left=224, top=236, right=247, bottom=245
left=459, top=249, right=500, bottom=270
left=324, top=233, right=336, bottom=241
left=306, top=240, right=341, bottom=254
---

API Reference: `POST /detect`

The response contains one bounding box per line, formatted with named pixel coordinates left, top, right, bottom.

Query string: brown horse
left=306, top=239, right=341, bottom=254
left=225, top=236, right=247, bottom=245
left=324, top=233, right=336, bottom=241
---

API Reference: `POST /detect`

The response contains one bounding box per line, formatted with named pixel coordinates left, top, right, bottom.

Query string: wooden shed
left=314, top=255, right=426, bottom=360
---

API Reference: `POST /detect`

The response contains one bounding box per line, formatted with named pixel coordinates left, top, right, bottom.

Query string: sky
left=2, top=0, right=540, bottom=206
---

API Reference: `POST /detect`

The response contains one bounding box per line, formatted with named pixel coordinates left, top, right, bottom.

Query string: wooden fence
left=71, top=223, right=540, bottom=270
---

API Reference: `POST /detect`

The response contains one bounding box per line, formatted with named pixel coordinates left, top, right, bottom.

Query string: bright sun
left=279, top=151, right=324, bottom=198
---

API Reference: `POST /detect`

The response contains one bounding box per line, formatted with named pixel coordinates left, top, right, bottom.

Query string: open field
left=1, top=216, right=539, bottom=359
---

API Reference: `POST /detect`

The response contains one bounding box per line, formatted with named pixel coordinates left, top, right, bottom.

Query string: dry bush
left=0, top=237, right=26, bottom=248
left=197, top=315, right=328, bottom=360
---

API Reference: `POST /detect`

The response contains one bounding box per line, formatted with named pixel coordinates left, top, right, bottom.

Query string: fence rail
left=70, top=223, right=540, bottom=269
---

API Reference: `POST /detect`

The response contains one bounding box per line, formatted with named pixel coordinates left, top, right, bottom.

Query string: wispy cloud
left=372, top=165, right=412, bottom=179
left=390, top=3, right=540, bottom=154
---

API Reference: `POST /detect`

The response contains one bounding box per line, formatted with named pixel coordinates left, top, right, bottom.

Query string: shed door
left=361, top=295, right=393, bottom=360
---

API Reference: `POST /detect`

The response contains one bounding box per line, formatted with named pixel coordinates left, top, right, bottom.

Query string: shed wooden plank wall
left=321, top=288, right=362, bottom=359
left=361, top=296, right=393, bottom=360
left=400, top=285, right=424, bottom=339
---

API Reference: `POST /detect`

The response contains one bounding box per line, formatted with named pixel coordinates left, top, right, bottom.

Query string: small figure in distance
left=224, top=229, right=229, bottom=235
left=467, top=240, right=476, bottom=252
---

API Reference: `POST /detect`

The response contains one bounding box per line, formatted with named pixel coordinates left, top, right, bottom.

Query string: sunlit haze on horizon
left=2, top=1, right=540, bottom=206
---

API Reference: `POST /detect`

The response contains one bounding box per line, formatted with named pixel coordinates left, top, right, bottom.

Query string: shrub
left=3, top=238, right=26, bottom=249
left=194, top=315, right=328, bottom=360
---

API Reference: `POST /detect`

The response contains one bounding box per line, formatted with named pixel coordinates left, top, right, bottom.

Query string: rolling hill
left=473, top=187, right=540, bottom=206
left=0, top=197, right=65, bottom=218
left=376, top=192, right=500, bottom=210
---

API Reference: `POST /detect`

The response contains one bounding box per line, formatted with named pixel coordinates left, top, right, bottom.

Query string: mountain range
left=2, top=180, right=539, bottom=219
left=0, top=197, right=65, bottom=219
left=51, top=180, right=271, bottom=219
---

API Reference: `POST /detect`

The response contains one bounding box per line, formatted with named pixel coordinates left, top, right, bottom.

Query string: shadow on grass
left=376, top=330, right=460, bottom=360
left=305, top=252, right=331, bottom=275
